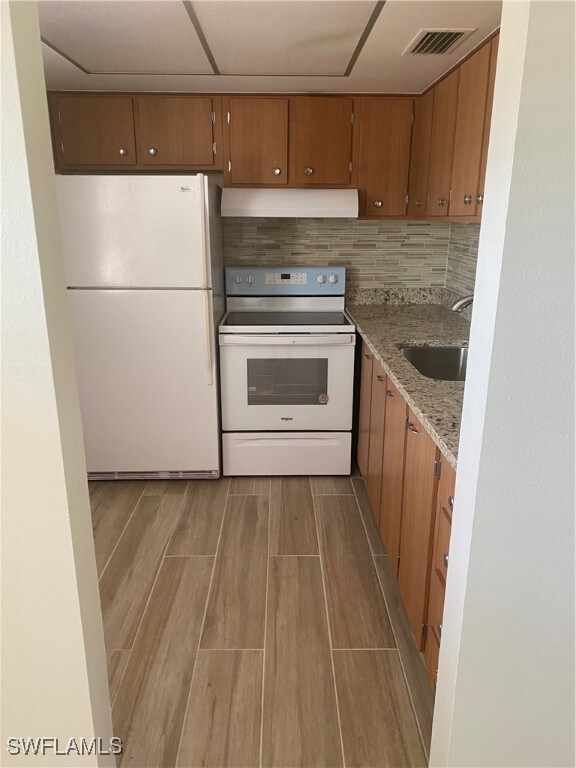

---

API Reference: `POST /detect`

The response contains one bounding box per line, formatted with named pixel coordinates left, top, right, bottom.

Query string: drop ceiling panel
left=38, top=1, right=213, bottom=74
left=193, top=0, right=377, bottom=75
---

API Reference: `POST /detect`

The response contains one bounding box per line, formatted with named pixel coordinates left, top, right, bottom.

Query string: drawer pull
left=407, top=422, right=419, bottom=434
left=386, top=389, right=394, bottom=398
left=448, top=495, right=454, bottom=511
left=443, top=552, right=449, bottom=569
left=438, top=621, right=443, bottom=637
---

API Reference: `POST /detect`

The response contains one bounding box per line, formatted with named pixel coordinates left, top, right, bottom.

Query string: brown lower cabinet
left=357, top=353, right=457, bottom=685
left=364, top=360, right=387, bottom=518
left=398, top=409, right=440, bottom=650
left=357, top=341, right=373, bottom=477
left=378, top=378, right=407, bottom=574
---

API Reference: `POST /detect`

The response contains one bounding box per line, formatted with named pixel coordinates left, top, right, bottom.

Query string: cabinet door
left=225, top=97, right=288, bottom=185
left=365, top=360, right=387, bottom=520
left=433, top=462, right=455, bottom=584
left=423, top=622, right=440, bottom=690
left=53, top=95, right=136, bottom=168
left=407, top=91, right=434, bottom=218
left=358, top=98, right=413, bottom=217
left=398, top=409, right=439, bottom=649
left=476, top=35, right=499, bottom=215
left=426, top=70, right=459, bottom=217
left=289, top=97, right=354, bottom=185
left=449, top=44, right=491, bottom=216
left=378, top=378, right=407, bottom=574
left=136, top=97, right=215, bottom=167
left=357, top=341, right=373, bottom=477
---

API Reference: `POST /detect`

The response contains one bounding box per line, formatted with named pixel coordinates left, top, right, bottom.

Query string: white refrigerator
left=56, top=174, right=224, bottom=479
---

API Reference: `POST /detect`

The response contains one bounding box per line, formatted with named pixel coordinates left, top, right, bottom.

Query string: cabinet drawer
left=427, top=571, right=445, bottom=645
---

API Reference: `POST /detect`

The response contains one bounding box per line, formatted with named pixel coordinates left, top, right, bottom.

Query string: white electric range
left=218, top=266, right=356, bottom=476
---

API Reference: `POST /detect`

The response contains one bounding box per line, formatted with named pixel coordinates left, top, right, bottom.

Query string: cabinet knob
left=415, top=199, right=423, bottom=207
left=148, top=147, right=158, bottom=156
left=118, top=147, right=128, bottom=156
left=464, top=194, right=473, bottom=204
left=373, top=200, right=383, bottom=208
left=438, top=622, right=443, bottom=637
left=272, top=167, right=282, bottom=176
left=304, top=167, right=314, bottom=176
left=386, top=389, right=394, bottom=398
left=443, top=552, right=449, bottom=569
left=437, top=198, right=446, bottom=207
left=407, top=421, right=419, bottom=434
left=476, top=194, right=484, bottom=204
left=376, top=375, right=385, bottom=382
left=448, top=495, right=454, bottom=511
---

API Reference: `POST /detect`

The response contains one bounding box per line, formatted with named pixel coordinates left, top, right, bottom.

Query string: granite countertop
left=346, top=303, right=471, bottom=470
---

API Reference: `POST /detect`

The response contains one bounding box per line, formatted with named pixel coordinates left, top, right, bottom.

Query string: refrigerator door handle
left=200, top=174, right=212, bottom=290
left=203, top=289, right=214, bottom=386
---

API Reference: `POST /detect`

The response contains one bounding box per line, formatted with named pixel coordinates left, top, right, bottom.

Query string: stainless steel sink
left=400, top=346, right=468, bottom=381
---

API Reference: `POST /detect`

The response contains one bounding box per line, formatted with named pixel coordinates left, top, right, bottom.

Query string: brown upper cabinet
left=426, top=69, right=460, bottom=217
left=358, top=98, right=413, bottom=217
left=52, top=94, right=136, bottom=168
left=224, top=97, right=288, bottom=185
left=135, top=96, right=216, bottom=168
left=448, top=44, right=491, bottom=216
left=476, top=34, right=500, bottom=215
left=407, top=90, right=434, bottom=218
left=289, top=97, right=355, bottom=186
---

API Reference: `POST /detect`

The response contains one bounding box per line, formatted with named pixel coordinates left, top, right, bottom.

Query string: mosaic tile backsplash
left=223, top=217, right=480, bottom=298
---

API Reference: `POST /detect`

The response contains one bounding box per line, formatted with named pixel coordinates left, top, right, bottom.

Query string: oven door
left=219, top=334, right=355, bottom=431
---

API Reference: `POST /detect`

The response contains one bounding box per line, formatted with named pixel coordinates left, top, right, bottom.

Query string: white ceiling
left=39, top=0, right=502, bottom=94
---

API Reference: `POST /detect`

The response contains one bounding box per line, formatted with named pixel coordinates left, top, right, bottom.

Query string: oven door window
left=247, top=358, right=328, bottom=406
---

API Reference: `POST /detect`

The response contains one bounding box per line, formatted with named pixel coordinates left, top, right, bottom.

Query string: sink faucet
left=450, top=294, right=474, bottom=312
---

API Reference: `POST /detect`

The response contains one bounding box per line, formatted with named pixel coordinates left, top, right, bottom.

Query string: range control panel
left=225, top=266, right=346, bottom=296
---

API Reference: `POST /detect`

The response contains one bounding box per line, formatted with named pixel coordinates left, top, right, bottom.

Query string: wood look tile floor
left=91, top=475, right=433, bottom=768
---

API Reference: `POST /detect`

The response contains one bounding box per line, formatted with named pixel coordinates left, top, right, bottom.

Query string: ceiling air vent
left=403, top=29, right=476, bottom=55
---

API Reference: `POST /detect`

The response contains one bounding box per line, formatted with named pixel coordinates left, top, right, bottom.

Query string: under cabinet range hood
left=221, top=188, right=358, bottom=218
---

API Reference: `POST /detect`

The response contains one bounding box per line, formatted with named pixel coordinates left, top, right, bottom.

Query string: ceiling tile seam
left=344, top=0, right=386, bottom=77
left=182, top=0, right=220, bottom=75
left=41, top=36, right=91, bottom=75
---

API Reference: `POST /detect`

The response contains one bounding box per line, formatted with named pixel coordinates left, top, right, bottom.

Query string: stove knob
left=246, top=273, right=255, bottom=285
left=234, top=273, right=243, bottom=284
left=316, top=274, right=326, bottom=284
left=329, top=273, right=339, bottom=284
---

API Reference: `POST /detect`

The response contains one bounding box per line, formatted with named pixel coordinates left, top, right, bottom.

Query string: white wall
left=1, top=3, right=113, bottom=764
left=431, top=2, right=575, bottom=766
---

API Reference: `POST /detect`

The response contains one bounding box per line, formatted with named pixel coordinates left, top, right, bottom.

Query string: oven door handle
left=219, top=334, right=355, bottom=346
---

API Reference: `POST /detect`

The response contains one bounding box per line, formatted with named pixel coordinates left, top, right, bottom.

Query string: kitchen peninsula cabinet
left=223, top=97, right=288, bottom=185
left=289, top=96, right=355, bottom=186
left=135, top=96, right=217, bottom=168
left=51, top=94, right=136, bottom=169
left=358, top=98, right=413, bottom=217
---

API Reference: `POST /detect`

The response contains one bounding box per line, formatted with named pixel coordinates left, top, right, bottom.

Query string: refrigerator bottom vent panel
left=222, top=432, right=351, bottom=476
left=88, top=470, right=220, bottom=481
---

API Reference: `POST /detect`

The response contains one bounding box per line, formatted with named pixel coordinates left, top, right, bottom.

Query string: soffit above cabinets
left=39, top=0, right=502, bottom=93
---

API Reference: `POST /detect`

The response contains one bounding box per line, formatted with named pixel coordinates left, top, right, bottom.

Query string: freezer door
left=56, top=175, right=209, bottom=288
left=68, top=289, right=219, bottom=474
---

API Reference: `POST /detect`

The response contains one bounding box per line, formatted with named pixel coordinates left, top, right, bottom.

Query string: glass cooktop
left=223, top=311, right=351, bottom=327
